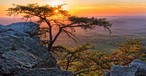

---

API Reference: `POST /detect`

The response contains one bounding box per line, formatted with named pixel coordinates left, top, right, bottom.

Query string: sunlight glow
left=45, top=0, right=68, bottom=10
left=47, top=0, right=64, bottom=6
left=55, top=9, right=59, bottom=13
left=0, top=0, right=146, bottom=17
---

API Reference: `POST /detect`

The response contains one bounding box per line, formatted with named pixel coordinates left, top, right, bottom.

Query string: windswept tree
left=7, top=3, right=112, bottom=51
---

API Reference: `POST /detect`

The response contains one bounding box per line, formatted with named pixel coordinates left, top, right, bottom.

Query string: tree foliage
left=111, top=39, right=146, bottom=65
left=52, top=44, right=111, bottom=76
left=52, top=39, right=146, bottom=76
left=7, top=3, right=112, bottom=51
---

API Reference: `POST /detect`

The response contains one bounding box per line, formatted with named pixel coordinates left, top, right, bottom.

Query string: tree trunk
left=48, top=42, right=53, bottom=51
left=47, top=28, right=62, bottom=51
left=66, top=58, right=70, bottom=70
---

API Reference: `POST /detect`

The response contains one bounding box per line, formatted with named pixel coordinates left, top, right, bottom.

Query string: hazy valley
left=55, top=16, right=146, bottom=52
left=1, top=16, right=146, bottom=52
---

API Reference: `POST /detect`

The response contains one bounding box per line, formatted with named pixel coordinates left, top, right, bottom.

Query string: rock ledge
left=0, top=22, right=73, bottom=76
left=105, top=59, right=146, bottom=76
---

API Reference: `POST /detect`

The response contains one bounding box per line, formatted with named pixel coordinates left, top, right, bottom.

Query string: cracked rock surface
left=0, top=22, right=73, bottom=76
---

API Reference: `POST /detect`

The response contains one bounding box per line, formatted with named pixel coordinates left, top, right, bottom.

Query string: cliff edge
left=0, top=22, right=73, bottom=76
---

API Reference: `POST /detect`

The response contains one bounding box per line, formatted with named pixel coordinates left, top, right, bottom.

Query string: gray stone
left=0, top=22, right=39, bottom=37
left=111, top=65, right=138, bottom=76
left=15, top=68, right=74, bottom=76
left=0, top=22, right=72, bottom=76
left=0, top=34, right=30, bottom=53
left=130, top=59, right=146, bottom=76
left=105, top=59, right=146, bottom=76
left=0, top=25, right=6, bottom=33
left=0, top=50, right=38, bottom=74
left=6, top=22, right=39, bottom=36
left=104, top=70, right=110, bottom=76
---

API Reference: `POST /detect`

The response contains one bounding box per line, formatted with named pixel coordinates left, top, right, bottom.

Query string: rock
left=105, top=59, right=146, bottom=76
left=111, top=65, right=138, bottom=76
left=104, top=70, right=110, bottom=76
left=130, top=59, right=146, bottom=76
left=0, top=25, right=6, bottom=33
left=6, top=22, right=39, bottom=36
left=0, top=22, right=39, bottom=37
left=15, top=68, right=74, bottom=76
left=0, top=50, right=37, bottom=74
left=0, top=34, right=51, bottom=63
left=0, top=22, right=73, bottom=76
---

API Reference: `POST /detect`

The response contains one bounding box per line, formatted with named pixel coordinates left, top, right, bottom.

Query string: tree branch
left=74, top=68, right=97, bottom=75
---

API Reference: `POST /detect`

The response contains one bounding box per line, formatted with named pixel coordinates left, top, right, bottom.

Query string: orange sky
left=72, top=4, right=146, bottom=16
left=0, top=0, right=146, bottom=17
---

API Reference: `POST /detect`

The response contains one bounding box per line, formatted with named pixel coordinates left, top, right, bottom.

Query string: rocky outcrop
left=0, top=22, right=73, bottom=76
left=104, top=59, right=146, bottom=76
left=15, top=68, right=73, bottom=76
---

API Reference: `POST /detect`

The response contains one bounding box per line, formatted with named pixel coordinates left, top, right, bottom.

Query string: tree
left=52, top=44, right=111, bottom=76
left=111, top=39, right=145, bottom=65
left=7, top=3, right=112, bottom=51
left=52, top=39, right=146, bottom=75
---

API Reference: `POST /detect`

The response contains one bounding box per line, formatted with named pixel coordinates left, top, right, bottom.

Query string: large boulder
left=110, top=65, right=138, bottom=76
left=131, top=60, right=146, bottom=76
left=0, top=50, right=37, bottom=74
left=0, top=22, right=73, bottom=76
left=15, top=68, right=73, bottom=76
left=104, top=59, right=146, bottom=76
left=0, top=25, right=6, bottom=33
left=0, top=22, right=39, bottom=37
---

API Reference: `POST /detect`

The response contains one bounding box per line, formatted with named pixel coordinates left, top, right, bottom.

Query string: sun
left=51, top=1, right=63, bottom=6
left=46, top=0, right=65, bottom=7
left=45, top=0, right=68, bottom=10
left=55, top=9, right=59, bottom=13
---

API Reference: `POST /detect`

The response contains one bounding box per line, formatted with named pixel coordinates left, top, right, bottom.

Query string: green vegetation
left=52, top=39, right=146, bottom=76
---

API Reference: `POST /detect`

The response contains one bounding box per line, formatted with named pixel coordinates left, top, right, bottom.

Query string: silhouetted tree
left=7, top=3, right=112, bottom=51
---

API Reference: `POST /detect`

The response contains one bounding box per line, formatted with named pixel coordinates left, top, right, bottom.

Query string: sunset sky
left=0, top=0, right=146, bottom=17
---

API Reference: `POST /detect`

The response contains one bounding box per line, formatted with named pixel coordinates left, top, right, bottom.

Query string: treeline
left=51, top=39, right=146, bottom=76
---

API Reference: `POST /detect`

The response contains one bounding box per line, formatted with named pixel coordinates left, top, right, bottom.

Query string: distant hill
left=55, top=16, right=146, bottom=52
left=1, top=16, right=146, bottom=52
